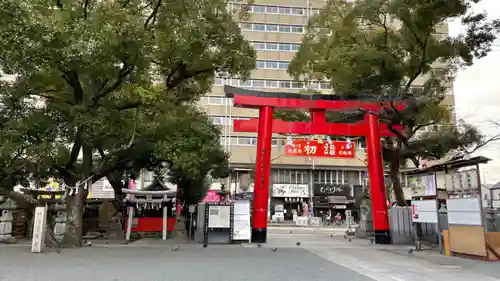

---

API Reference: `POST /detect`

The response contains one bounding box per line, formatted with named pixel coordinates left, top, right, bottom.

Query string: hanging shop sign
left=314, top=184, right=351, bottom=197
left=272, top=184, right=309, bottom=198
left=285, top=139, right=355, bottom=158
left=332, top=205, right=347, bottom=209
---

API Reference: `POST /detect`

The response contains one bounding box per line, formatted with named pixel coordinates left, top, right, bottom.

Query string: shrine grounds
left=2, top=227, right=500, bottom=281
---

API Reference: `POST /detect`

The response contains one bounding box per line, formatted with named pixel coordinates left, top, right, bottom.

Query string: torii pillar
left=225, top=86, right=405, bottom=244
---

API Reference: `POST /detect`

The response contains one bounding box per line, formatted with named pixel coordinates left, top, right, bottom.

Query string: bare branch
left=65, top=127, right=83, bottom=169
left=464, top=133, right=500, bottom=155
left=126, top=109, right=139, bottom=148
left=83, top=0, right=90, bottom=19
left=27, top=91, right=75, bottom=106
left=144, top=0, right=162, bottom=29
left=59, top=70, right=84, bottom=104
left=411, top=121, right=440, bottom=135
left=165, top=63, right=216, bottom=90
left=93, top=58, right=137, bottom=105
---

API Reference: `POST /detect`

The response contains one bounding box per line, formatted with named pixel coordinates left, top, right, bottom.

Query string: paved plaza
left=1, top=228, right=500, bottom=281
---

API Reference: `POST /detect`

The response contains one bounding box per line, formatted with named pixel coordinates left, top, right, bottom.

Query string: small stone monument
left=99, top=201, right=124, bottom=240
left=0, top=198, right=17, bottom=244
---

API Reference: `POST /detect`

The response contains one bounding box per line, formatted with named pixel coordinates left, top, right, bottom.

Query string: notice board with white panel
left=411, top=199, right=438, bottom=223
left=447, top=198, right=482, bottom=226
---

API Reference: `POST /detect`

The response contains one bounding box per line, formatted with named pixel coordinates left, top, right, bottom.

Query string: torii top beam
left=224, top=86, right=406, bottom=112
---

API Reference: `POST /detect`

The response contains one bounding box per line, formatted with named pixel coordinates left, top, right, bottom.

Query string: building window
left=250, top=41, right=301, bottom=52
left=320, top=82, right=331, bottom=89
left=247, top=4, right=320, bottom=16
left=271, top=169, right=309, bottom=184
left=200, top=96, right=232, bottom=105
left=209, top=116, right=250, bottom=126
left=252, top=79, right=265, bottom=88
left=266, top=6, right=278, bottom=14
left=252, top=5, right=266, bottom=13
left=214, top=78, right=224, bottom=85
left=219, top=136, right=285, bottom=147
left=291, top=8, right=304, bottom=15
left=279, top=25, right=291, bottom=33
left=266, top=24, right=279, bottom=32
left=213, top=77, right=332, bottom=91
left=240, top=23, right=305, bottom=34
left=253, top=24, right=266, bottom=31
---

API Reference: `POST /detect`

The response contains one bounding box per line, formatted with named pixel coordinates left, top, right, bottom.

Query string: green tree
left=286, top=0, right=499, bottom=205
left=0, top=0, right=255, bottom=246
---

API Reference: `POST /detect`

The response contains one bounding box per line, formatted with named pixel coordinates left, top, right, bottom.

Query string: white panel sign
left=411, top=200, right=438, bottom=223
left=447, top=198, right=482, bottom=225
left=208, top=205, right=231, bottom=228
left=31, top=206, right=47, bottom=253
left=272, top=184, right=309, bottom=198
left=233, top=201, right=251, bottom=240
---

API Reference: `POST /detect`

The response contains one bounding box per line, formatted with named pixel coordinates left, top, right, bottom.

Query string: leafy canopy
left=0, top=0, right=255, bottom=190
left=285, top=0, right=499, bottom=204
left=287, top=0, right=500, bottom=164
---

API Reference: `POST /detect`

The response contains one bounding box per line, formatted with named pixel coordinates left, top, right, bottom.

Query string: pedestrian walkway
left=264, top=229, right=500, bottom=281
left=311, top=247, right=500, bottom=281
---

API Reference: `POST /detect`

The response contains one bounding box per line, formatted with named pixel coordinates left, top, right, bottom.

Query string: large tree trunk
left=63, top=143, right=93, bottom=247
left=63, top=189, right=87, bottom=247
left=107, top=172, right=126, bottom=215
left=388, top=157, right=407, bottom=206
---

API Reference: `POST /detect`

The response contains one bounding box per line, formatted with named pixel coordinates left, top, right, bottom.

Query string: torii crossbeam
left=225, top=86, right=406, bottom=245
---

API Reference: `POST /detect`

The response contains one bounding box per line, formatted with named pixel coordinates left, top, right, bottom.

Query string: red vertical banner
left=285, top=139, right=355, bottom=158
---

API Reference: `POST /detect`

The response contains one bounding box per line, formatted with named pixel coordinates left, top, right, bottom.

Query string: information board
left=232, top=201, right=251, bottom=240
left=411, top=200, right=438, bottom=223
left=208, top=205, right=231, bottom=228
left=447, top=198, right=482, bottom=225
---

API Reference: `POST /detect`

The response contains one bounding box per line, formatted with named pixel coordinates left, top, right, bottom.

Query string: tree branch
left=165, top=62, right=217, bottom=90
left=27, top=91, right=75, bottom=106
left=464, top=133, right=500, bottom=155
left=93, top=60, right=136, bottom=105
left=83, top=0, right=90, bottom=19
left=144, top=0, right=162, bottom=29
left=112, top=101, right=142, bottom=111
left=65, top=127, right=83, bottom=170
left=59, top=70, right=84, bottom=104
left=411, top=121, right=440, bottom=135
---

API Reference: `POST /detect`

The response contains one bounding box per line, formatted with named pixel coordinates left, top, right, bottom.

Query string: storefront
left=313, top=184, right=355, bottom=220
left=271, top=184, right=310, bottom=220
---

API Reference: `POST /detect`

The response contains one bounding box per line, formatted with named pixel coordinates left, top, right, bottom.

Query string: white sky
left=450, top=0, right=500, bottom=184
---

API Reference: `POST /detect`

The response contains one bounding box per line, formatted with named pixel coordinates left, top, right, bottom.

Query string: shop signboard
left=272, top=184, right=309, bottom=198
left=314, top=184, right=351, bottom=198
left=285, top=139, right=355, bottom=158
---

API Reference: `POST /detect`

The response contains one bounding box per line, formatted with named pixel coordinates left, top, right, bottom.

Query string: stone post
left=0, top=198, right=17, bottom=244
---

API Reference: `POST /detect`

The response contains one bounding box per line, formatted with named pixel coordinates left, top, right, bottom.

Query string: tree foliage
left=286, top=0, right=500, bottom=204
left=0, top=0, right=255, bottom=245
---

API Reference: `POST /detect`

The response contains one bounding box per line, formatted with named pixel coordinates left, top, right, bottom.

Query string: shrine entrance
left=224, top=86, right=405, bottom=244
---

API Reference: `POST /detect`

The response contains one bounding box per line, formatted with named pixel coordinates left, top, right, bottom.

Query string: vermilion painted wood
left=232, top=95, right=406, bottom=111
left=365, top=113, right=390, bottom=233
left=233, top=118, right=402, bottom=136
left=252, top=106, right=273, bottom=232
left=228, top=91, right=403, bottom=244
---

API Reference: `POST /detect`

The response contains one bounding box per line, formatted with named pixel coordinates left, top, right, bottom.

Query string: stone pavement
left=1, top=229, right=500, bottom=281
left=263, top=231, right=500, bottom=281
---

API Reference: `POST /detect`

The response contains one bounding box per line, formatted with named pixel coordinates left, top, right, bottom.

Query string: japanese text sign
left=285, top=139, right=356, bottom=158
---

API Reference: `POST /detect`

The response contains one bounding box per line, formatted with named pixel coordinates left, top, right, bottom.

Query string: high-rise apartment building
left=198, top=0, right=455, bottom=216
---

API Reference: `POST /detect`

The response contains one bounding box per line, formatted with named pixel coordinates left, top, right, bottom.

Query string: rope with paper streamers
left=63, top=175, right=94, bottom=198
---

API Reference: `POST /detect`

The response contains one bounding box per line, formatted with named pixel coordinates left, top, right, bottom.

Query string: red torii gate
left=225, top=86, right=405, bottom=244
